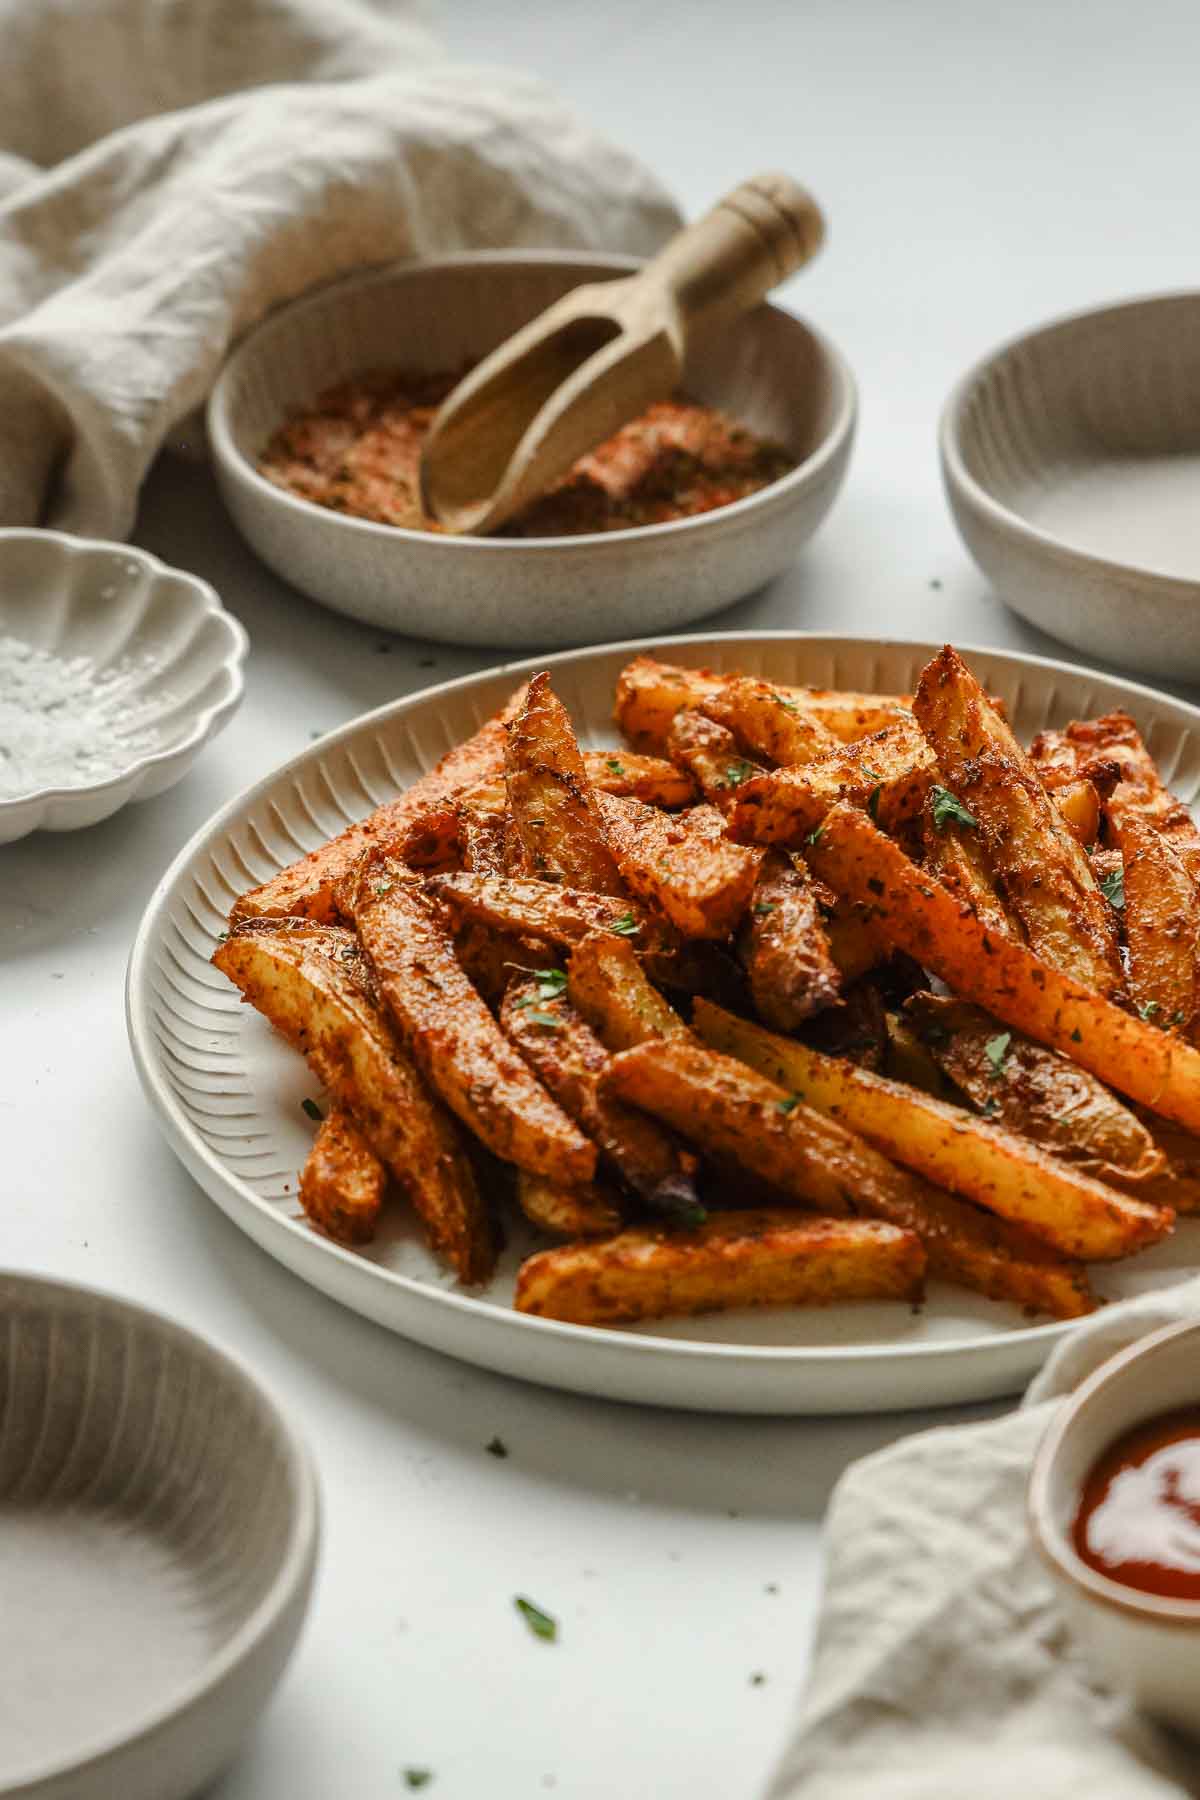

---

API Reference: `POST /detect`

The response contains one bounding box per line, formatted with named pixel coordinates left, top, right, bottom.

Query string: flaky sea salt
left=0, top=636, right=163, bottom=799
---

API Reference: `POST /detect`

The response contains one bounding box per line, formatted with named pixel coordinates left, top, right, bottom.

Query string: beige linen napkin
left=0, top=0, right=680, bottom=536
left=766, top=1278, right=1200, bottom=1799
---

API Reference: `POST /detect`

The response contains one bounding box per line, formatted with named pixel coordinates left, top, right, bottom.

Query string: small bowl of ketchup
left=1029, top=1318, right=1200, bottom=1734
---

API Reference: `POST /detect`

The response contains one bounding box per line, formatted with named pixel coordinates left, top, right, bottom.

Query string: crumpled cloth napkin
left=0, top=0, right=680, bottom=538
left=765, top=1277, right=1200, bottom=1800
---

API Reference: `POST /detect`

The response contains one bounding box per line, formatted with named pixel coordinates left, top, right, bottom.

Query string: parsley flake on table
left=301, top=1097, right=323, bottom=1122
left=984, top=1031, right=1011, bottom=1077
left=403, top=1770, right=433, bottom=1790
left=610, top=914, right=640, bottom=937
left=514, top=1596, right=558, bottom=1642
left=929, top=785, right=977, bottom=832
left=1099, top=866, right=1125, bottom=910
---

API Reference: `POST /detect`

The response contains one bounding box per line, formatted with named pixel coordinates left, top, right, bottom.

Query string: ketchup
left=1074, top=1407, right=1200, bottom=1601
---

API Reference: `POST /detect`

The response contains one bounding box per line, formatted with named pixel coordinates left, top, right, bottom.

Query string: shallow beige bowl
left=1029, top=1318, right=1200, bottom=1735
left=0, top=1272, right=318, bottom=1800
left=942, top=293, right=1200, bottom=683
left=207, top=253, right=856, bottom=650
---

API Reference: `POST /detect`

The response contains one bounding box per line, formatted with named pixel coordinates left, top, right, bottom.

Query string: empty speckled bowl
left=0, top=529, right=246, bottom=845
left=0, top=1272, right=318, bottom=1800
left=207, top=252, right=857, bottom=650
left=941, top=293, right=1200, bottom=683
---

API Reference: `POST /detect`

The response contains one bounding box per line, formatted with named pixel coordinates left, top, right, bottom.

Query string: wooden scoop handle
left=643, top=172, right=825, bottom=343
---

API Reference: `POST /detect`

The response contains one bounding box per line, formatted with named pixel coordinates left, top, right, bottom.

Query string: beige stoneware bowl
left=1028, top=1318, right=1200, bottom=1735
left=0, top=1272, right=318, bottom=1800
left=942, top=293, right=1200, bottom=684
left=207, top=253, right=857, bottom=649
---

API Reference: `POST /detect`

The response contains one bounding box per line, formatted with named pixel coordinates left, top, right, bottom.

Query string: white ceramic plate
left=127, top=633, right=1200, bottom=1415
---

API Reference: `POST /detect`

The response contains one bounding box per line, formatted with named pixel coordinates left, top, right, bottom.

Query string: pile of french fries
left=213, top=644, right=1200, bottom=1330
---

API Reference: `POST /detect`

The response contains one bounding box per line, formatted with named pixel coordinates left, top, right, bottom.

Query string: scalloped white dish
left=127, top=633, right=1200, bottom=1415
left=0, top=530, right=247, bottom=844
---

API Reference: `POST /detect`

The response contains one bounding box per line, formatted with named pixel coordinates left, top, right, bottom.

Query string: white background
left=6, top=2, right=1200, bottom=1794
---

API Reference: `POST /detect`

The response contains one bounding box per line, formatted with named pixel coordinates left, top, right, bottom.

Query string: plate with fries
left=127, top=633, right=1200, bottom=1413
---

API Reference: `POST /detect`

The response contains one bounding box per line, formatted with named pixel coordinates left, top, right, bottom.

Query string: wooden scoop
left=419, top=172, right=825, bottom=536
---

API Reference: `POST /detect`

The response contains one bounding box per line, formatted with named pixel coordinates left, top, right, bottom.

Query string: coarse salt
left=0, top=635, right=164, bottom=799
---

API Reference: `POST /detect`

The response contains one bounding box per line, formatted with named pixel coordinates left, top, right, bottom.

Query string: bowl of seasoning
left=1028, top=1317, right=1200, bottom=1734
left=207, top=252, right=856, bottom=650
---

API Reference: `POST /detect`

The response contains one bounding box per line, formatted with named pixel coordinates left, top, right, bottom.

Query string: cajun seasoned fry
left=1052, top=777, right=1103, bottom=848
left=1032, top=710, right=1200, bottom=884
left=583, top=749, right=696, bottom=808
left=596, top=793, right=762, bottom=939
left=230, top=683, right=527, bottom=924
left=1111, top=805, right=1200, bottom=1037
left=514, top=1171, right=624, bottom=1240
left=614, top=655, right=911, bottom=752
left=213, top=922, right=494, bottom=1281
left=806, top=799, right=1200, bottom=1136
left=729, top=718, right=936, bottom=846
left=739, top=850, right=841, bottom=1028
left=299, top=1105, right=387, bottom=1244
left=699, top=673, right=840, bottom=766
left=920, top=790, right=1021, bottom=941
left=665, top=708, right=766, bottom=812
left=913, top=647, right=1122, bottom=995
left=566, top=931, right=688, bottom=1051
left=515, top=1211, right=926, bottom=1325
left=428, top=873, right=665, bottom=954
left=505, top=672, right=625, bottom=895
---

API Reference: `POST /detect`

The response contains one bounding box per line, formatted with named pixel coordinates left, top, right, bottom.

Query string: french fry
left=515, top=1211, right=926, bottom=1325
left=584, top=749, right=695, bottom=808
left=806, top=799, right=1200, bottom=1136
left=699, top=673, right=840, bottom=765
left=230, top=683, right=527, bottom=924
left=1111, top=805, right=1200, bottom=1037
left=428, top=873, right=665, bottom=954
left=596, top=793, right=762, bottom=939
left=514, top=1171, right=624, bottom=1240
left=299, top=1106, right=386, bottom=1244
left=213, top=922, right=494, bottom=1282
left=690, top=997, right=1166, bottom=1263
left=665, top=708, right=766, bottom=811
left=913, top=647, right=1123, bottom=995
left=501, top=974, right=701, bottom=1219
left=566, top=931, right=688, bottom=1051
left=614, top=656, right=910, bottom=752
left=1032, top=710, right=1200, bottom=884
left=1139, top=1120, right=1200, bottom=1216
left=822, top=898, right=888, bottom=984
left=344, top=856, right=596, bottom=1184
left=739, top=850, right=841, bottom=1028
left=505, top=672, right=625, bottom=894
left=920, top=790, right=1022, bottom=941
left=729, top=718, right=936, bottom=846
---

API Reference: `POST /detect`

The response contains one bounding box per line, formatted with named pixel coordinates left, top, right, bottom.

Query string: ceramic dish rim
left=206, top=248, right=858, bottom=556
left=0, top=1265, right=319, bottom=1792
left=0, top=527, right=248, bottom=812
left=940, top=287, right=1200, bottom=596
left=126, top=628, right=1200, bottom=1378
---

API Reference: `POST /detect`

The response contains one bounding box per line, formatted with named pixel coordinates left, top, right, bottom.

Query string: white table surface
left=7, top=2, right=1200, bottom=1794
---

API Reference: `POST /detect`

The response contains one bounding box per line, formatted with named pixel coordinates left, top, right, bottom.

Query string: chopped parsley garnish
left=515, top=1596, right=558, bottom=1642
left=775, top=1095, right=802, bottom=1115
left=610, top=914, right=640, bottom=937
left=515, top=969, right=567, bottom=1007
left=806, top=825, right=826, bottom=848
left=216, top=929, right=229, bottom=941
left=1070, top=1028, right=1083, bottom=1043
left=750, top=1672, right=767, bottom=1687
left=929, top=785, right=978, bottom=832
left=301, top=1097, right=323, bottom=1122
left=1137, top=1000, right=1160, bottom=1021
left=403, top=1771, right=433, bottom=1790
left=1171, top=1009, right=1187, bottom=1027
left=867, top=783, right=883, bottom=823
left=526, top=1011, right=563, bottom=1030
left=606, top=758, right=624, bottom=774
left=373, top=879, right=394, bottom=897
left=1099, top=867, right=1125, bottom=910
left=754, top=902, right=776, bottom=917
left=984, top=1031, right=1011, bottom=1077
left=981, top=1097, right=999, bottom=1117
left=486, top=1436, right=508, bottom=1459
left=723, top=760, right=754, bottom=789
left=774, top=695, right=801, bottom=714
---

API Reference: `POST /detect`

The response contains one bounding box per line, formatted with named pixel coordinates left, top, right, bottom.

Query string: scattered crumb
left=750, top=1672, right=767, bottom=1687
left=764, top=1583, right=779, bottom=1595
left=486, top=1436, right=508, bottom=1459
left=929, top=577, right=943, bottom=590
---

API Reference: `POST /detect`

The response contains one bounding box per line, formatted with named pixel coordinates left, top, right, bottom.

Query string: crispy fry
left=596, top=793, right=762, bottom=939
left=230, top=684, right=527, bottom=923
left=665, top=708, right=766, bottom=811
left=904, top=993, right=1167, bottom=1190
left=806, top=799, right=1200, bottom=1136
left=344, top=857, right=596, bottom=1184
left=920, top=792, right=1021, bottom=941
left=1032, top=711, right=1200, bottom=884
left=428, top=873, right=666, bottom=954
left=500, top=975, right=700, bottom=1219
left=505, top=672, right=625, bottom=894
left=614, top=656, right=911, bottom=752
left=566, top=931, right=687, bottom=1051
left=1139, top=1120, right=1200, bottom=1216
left=739, top=850, right=841, bottom=1028
left=699, top=673, right=841, bottom=765
left=1053, top=778, right=1103, bottom=848
left=729, top=718, right=936, bottom=846
left=821, top=898, right=888, bottom=983
left=514, top=1171, right=624, bottom=1240
left=1111, top=805, right=1200, bottom=1037
left=515, top=1211, right=925, bottom=1325
left=583, top=749, right=695, bottom=808
left=914, top=647, right=1122, bottom=994
left=299, top=1106, right=386, bottom=1244
left=213, top=922, right=494, bottom=1281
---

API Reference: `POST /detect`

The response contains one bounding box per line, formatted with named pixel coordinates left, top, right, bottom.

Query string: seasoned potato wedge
left=583, top=749, right=696, bottom=808
left=1052, top=777, right=1103, bottom=848
left=456, top=780, right=508, bottom=875
left=566, top=931, right=688, bottom=1051
left=920, top=791, right=1021, bottom=941
left=515, top=1171, right=625, bottom=1240
left=1032, top=710, right=1200, bottom=884
left=345, top=857, right=596, bottom=1184
left=914, top=647, right=1122, bottom=995
left=738, top=850, right=841, bottom=1028
left=505, top=672, right=625, bottom=895
left=665, top=708, right=766, bottom=811
left=515, top=1210, right=926, bottom=1325
left=699, top=673, right=840, bottom=766
left=614, top=656, right=911, bottom=752
left=597, top=793, right=762, bottom=939
left=213, top=922, right=494, bottom=1282
left=807, top=799, right=1200, bottom=1136
left=428, top=873, right=664, bottom=954
left=500, top=974, right=701, bottom=1220
left=230, top=683, right=526, bottom=924
left=1111, top=805, right=1200, bottom=1037
left=299, top=1105, right=387, bottom=1244
left=729, top=718, right=936, bottom=846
